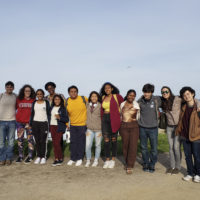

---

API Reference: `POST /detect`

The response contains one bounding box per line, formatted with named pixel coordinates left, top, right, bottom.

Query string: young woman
left=29, top=89, right=50, bottom=165
left=176, top=87, right=200, bottom=183
left=119, top=90, right=140, bottom=174
left=161, top=86, right=182, bottom=174
left=50, top=95, right=69, bottom=166
left=85, top=91, right=102, bottom=167
left=100, top=82, right=124, bottom=169
left=16, top=85, right=36, bottom=164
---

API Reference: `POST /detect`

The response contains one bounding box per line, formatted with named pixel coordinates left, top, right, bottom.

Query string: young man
left=138, top=83, right=161, bottom=173
left=66, top=85, right=88, bottom=167
left=0, top=81, right=17, bottom=166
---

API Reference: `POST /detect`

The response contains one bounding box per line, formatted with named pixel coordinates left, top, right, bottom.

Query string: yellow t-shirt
left=67, top=96, right=88, bottom=126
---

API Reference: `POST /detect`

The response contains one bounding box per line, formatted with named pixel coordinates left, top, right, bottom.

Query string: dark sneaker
left=172, top=168, right=180, bottom=175
left=24, top=157, right=33, bottom=164
left=149, top=166, right=155, bottom=173
left=143, top=164, right=149, bottom=172
left=166, top=168, right=173, bottom=174
left=16, top=157, right=23, bottom=163
left=58, top=160, right=63, bottom=165
left=52, top=160, right=60, bottom=167
left=0, top=161, right=6, bottom=166
left=6, top=160, right=12, bottom=166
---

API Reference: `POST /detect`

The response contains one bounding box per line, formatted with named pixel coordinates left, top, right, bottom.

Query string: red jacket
left=101, top=94, right=124, bottom=133
left=16, top=98, right=35, bottom=123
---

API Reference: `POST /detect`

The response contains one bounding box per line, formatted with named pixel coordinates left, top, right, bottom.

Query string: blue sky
left=0, top=0, right=200, bottom=98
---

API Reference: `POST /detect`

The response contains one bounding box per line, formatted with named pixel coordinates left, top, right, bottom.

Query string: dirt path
left=0, top=154, right=199, bottom=200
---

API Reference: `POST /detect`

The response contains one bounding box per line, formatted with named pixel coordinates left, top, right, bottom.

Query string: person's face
left=91, top=93, right=98, bottom=104
left=36, top=91, right=44, bottom=101
left=69, top=88, right=78, bottom=99
left=24, top=87, right=31, bottom=98
left=183, top=90, right=194, bottom=102
left=127, top=92, right=136, bottom=103
left=47, top=85, right=55, bottom=95
left=161, top=88, right=170, bottom=100
left=5, top=85, right=14, bottom=94
left=104, top=84, right=113, bottom=96
left=143, top=92, right=152, bottom=100
left=54, top=97, right=61, bottom=106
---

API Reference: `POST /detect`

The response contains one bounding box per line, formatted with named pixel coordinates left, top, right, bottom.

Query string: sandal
left=126, top=168, right=133, bottom=174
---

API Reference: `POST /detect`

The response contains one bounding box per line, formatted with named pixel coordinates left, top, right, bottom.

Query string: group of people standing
left=0, top=81, right=200, bottom=183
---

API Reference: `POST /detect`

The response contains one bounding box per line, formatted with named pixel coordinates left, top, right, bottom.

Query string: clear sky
left=0, top=0, right=200, bottom=98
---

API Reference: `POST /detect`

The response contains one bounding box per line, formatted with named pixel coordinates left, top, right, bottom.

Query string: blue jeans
left=85, top=129, right=102, bottom=160
left=182, top=140, right=200, bottom=176
left=139, top=126, right=158, bottom=168
left=0, top=121, right=16, bottom=161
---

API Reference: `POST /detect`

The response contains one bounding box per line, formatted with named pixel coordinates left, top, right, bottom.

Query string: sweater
left=101, top=94, right=124, bottom=133
left=86, top=102, right=101, bottom=131
left=138, top=95, right=161, bottom=128
left=0, top=93, right=17, bottom=121
left=16, top=98, right=35, bottom=123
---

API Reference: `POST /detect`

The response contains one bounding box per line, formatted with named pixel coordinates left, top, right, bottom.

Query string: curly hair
left=180, top=86, right=196, bottom=99
left=124, top=89, right=137, bottom=101
left=99, top=82, right=120, bottom=97
left=161, top=86, right=175, bottom=112
left=45, top=82, right=56, bottom=91
left=18, top=84, right=36, bottom=100
left=88, top=91, right=102, bottom=103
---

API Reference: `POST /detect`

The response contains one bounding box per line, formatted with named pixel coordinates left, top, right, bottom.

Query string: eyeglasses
left=161, top=91, right=169, bottom=95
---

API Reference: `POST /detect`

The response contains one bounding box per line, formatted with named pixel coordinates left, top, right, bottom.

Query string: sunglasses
left=161, top=91, right=169, bottom=95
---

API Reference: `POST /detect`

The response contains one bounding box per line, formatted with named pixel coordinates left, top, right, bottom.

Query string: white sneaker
left=92, top=159, right=98, bottom=167
left=194, top=175, right=200, bottom=183
left=75, top=159, right=82, bottom=166
left=108, top=160, right=115, bottom=169
left=182, top=175, right=193, bottom=181
left=103, top=161, right=110, bottom=169
left=85, top=160, right=90, bottom=168
left=40, top=158, right=46, bottom=164
left=67, top=160, right=75, bottom=166
left=34, top=157, right=41, bottom=164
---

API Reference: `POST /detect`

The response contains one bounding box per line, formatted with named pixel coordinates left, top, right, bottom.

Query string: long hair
left=52, top=94, right=65, bottom=108
left=161, top=86, right=175, bottom=111
left=88, top=91, right=101, bottom=103
left=99, top=82, right=120, bottom=97
left=124, top=89, right=137, bottom=101
left=18, top=84, right=36, bottom=100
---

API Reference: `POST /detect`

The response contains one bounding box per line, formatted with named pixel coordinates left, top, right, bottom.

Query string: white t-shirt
left=33, top=102, right=48, bottom=122
left=50, top=106, right=60, bottom=125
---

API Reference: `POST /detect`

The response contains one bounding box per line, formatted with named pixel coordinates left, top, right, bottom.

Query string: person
left=50, top=95, right=69, bottom=166
left=100, top=82, right=124, bottom=169
left=120, top=89, right=140, bottom=174
left=161, top=86, right=182, bottom=174
left=0, top=81, right=17, bottom=166
left=176, top=87, right=200, bottom=183
left=16, top=84, right=36, bottom=164
left=29, top=89, right=50, bottom=165
left=138, top=83, right=161, bottom=173
left=85, top=91, right=102, bottom=167
left=66, top=86, right=88, bottom=167
left=44, top=82, right=66, bottom=106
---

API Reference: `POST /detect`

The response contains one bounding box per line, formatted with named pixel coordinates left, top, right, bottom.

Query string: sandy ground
left=0, top=154, right=200, bottom=200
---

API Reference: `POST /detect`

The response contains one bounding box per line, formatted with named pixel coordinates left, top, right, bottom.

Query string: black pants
left=32, top=121, right=48, bottom=158
left=102, top=114, right=118, bottom=158
left=70, top=125, right=86, bottom=161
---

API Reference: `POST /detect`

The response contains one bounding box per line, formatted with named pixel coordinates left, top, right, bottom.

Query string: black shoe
left=16, top=157, right=23, bottom=163
left=52, top=160, right=61, bottom=167
left=24, top=157, right=32, bottom=164
left=143, top=164, right=149, bottom=172
left=58, top=160, right=63, bottom=165
left=166, top=168, right=173, bottom=174
left=149, top=166, right=155, bottom=173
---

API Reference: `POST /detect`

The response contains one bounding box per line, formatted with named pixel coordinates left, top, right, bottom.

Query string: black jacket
left=50, top=106, right=69, bottom=133
left=29, top=100, right=51, bottom=127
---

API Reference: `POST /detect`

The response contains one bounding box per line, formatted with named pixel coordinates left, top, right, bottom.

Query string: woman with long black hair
left=100, top=82, right=123, bottom=169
